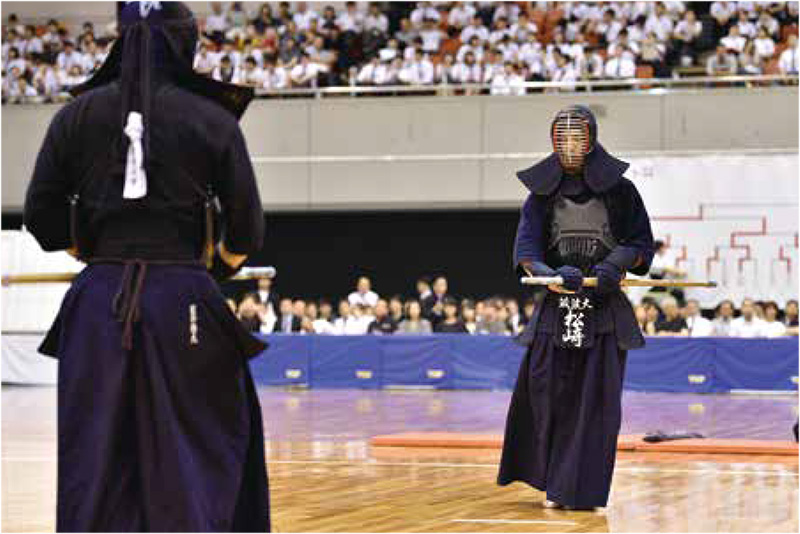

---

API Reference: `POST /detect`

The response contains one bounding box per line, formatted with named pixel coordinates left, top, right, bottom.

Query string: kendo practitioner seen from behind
left=24, top=2, right=270, bottom=531
left=497, top=105, right=655, bottom=510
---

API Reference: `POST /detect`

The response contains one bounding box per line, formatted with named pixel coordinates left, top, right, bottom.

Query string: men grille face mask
left=552, top=109, right=592, bottom=175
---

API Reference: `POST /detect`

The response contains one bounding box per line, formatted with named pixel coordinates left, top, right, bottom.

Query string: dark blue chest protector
left=547, top=195, right=618, bottom=276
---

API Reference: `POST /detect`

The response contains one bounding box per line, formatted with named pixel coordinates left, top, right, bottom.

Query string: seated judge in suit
left=275, top=298, right=302, bottom=333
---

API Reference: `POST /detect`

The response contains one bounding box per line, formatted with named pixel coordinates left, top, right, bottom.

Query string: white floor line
left=451, top=519, right=579, bottom=525
left=3, top=457, right=797, bottom=477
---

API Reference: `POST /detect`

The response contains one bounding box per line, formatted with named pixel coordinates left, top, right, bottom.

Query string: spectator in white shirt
left=461, top=15, right=490, bottom=43
left=40, top=20, right=61, bottom=49
left=7, top=74, right=38, bottom=103
left=448, top=2, right=476, bottom=29
left=357, top=56, right=381, bottom=85
left=712, top=300, right=735, bottom=336
left=32, top=62, right=60, bottom=100
left=379, top=57, right=403, bottom=85
left=710, top=1, right=736, bottom=37
left=738, top=39, right=763, bottom=74
left=234, top=56, right=265, bottom=87
left=581, top=46, right=605, bottom=79
left=2, top=29, right=23, bottom=62
left=549, top=51, right=579, bottom=90
left=735, top=2, right=758, bottom=21
left=293, top=2, right=319, bottom=32
left=482, top=49, right=505, bottom=83
left=193, top=43, right=217, bottom=75
left=205, top=1, right=230, bottom=42
left=684, top=299, right=714, bottom=337
left=379, top=38, right=401, bottom=62
left=608, top=30, right=640, bottom=61
left=493, top=2, right=520, bottom=24
left=706, top=44, right=737, bottom=75
left=456, top=35, right=485, bottom=63
left=337, top=2, right=365, bottom=34
left=753, top=27, right=776, bottom=60
left=735, top=10, right=758, bottom=38
left=779, top=35, right=799, bottom=75
left=490, top=61, right=526, bottom=95
left=489, top=17, right=512, bottom=45
left=757, top=11, right=780, bottom=40
left=253, top=278, right=278, bottom=333
left=645, top=3, right=675, bottom=42
left=563, top=32, right=587, bottom=62
left=262, top=60, right=289, bottom=90
left=365, top=2, right=390, bottom=34
left=57, top=64, right=86, bottom=91
left=396, top=17, right=418, bottom=46
left=453, top=50, right=483, bottom=84
left=240, top=43, right=264, bottom=67
left=56, top=41, right=84, bottom=74
left=81, top=41, right=105, bottom=73
left=404, top=37, right=425, bottom=61
left=435, top=53, right=459, bottom=84
left=226, top=2, right=249, bottom=29
left=673, top=9, right=703, bottom=65
left=279, top=37, right=302, bottom=69
left=218, top=40, right=242, bottom=70
left=348, top=276, right=380, bottom=308
left=569, top=3, right=603, bottom=23
left=627, top=14, right=648, bottom=43
left=519, top=33, right=544, bottom=74
left=497, top=35, right=521, bottom=62
left=305, top=35, right=337, bottom=72
left=333, top=300, right=368, bottom=335
left=310, top=301, right=337, bottom=335
left=730, top=298, right=767, bottom=337
left=411, top=2, right=441, bottom=29
left=762, top=301, right=788, bottom=338
left=510, top=12, right=538, bottom=41
left=21, top=26, right=43, bottom=56
left=604, top=47, right=637, bottom=78
left=419, top=18, right=445, bottom=53
left=597, top=8, right=625, bottom=44
left=4, top=47, right=26, bottom=76
left=546, top=31, right=573, bottom=62
left=720, top=25, right=747, bottom=54
left=290, top=54, right=327, bottom=88
left=399, top=50, right=435, bottom=85
left=212, top=55, right=236, bottom=83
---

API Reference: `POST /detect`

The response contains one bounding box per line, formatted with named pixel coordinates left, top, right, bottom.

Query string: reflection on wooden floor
left=3, top=386, right=798, bottom=532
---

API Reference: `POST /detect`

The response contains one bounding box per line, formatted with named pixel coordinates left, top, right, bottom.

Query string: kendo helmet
left=549, top=105, right=598, bottom=175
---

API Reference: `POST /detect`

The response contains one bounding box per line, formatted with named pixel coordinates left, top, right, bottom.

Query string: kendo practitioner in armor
left=24, top=3, right=270, bottom=531
left=497, top=105, right=655, bottom=510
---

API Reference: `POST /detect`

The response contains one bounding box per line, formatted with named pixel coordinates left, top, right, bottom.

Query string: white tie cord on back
left=123, top=111, right=147, bottom=199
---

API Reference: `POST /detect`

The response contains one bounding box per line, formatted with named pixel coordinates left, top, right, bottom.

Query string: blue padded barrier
left=250, top=334, right=798, bottom=393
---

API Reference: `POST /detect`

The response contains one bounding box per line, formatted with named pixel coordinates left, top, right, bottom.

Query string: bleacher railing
left=253, top=74, right=799, bottom=99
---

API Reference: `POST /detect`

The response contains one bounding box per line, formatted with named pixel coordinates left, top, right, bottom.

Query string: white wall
left=2, top=89, right=797, bottom=305
left=3, top=87, right=798, bottom=211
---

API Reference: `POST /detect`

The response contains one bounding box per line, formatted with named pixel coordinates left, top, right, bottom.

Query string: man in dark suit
left=275, top=298, right=302, bottom=333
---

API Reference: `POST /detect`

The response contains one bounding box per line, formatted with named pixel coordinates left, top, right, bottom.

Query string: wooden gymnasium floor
left=3, top=386, right=798, bottom=532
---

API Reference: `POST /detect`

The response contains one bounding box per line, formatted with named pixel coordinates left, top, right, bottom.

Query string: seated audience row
left=232, top=274, right=799, bottom=338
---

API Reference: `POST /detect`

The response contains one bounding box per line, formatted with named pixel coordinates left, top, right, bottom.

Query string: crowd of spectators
left=3, top=1, right=799, bottom=103
left=230, top=273, right=800, bottom=338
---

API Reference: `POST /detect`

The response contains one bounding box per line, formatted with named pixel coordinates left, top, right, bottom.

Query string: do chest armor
left=547, top=195, right=618, bottom=275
